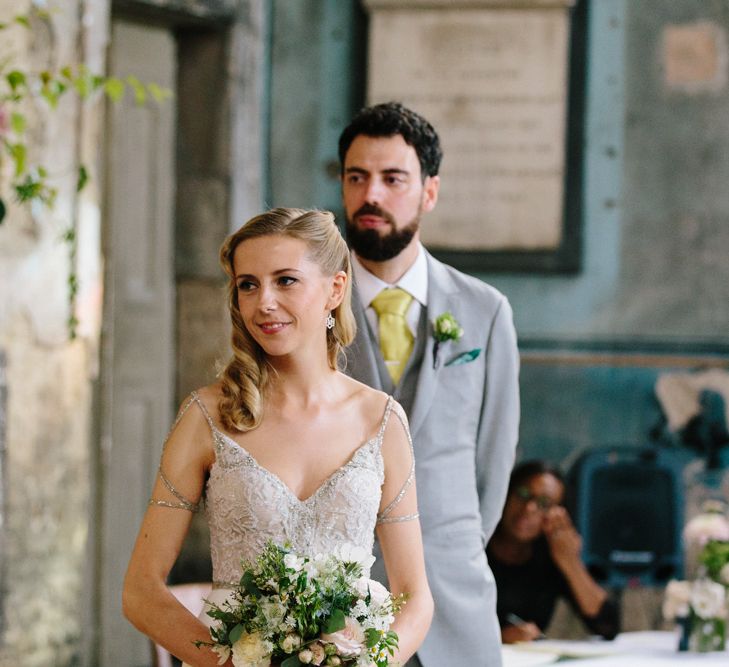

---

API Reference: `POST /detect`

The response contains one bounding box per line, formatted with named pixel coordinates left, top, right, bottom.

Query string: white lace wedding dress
left=170, top=391, right=411, bottom=667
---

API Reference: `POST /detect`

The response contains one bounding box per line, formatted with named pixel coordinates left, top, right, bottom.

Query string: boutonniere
left=432, top=311, right=464, bottom=368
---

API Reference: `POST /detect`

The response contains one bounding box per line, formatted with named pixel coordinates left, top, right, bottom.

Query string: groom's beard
left=346, top=204, right=420, bottom=261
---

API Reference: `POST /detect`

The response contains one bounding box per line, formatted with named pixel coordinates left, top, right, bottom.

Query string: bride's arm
left=122, top=396, right=231, bottom=667
left=376, top=402, right=434, bottom=665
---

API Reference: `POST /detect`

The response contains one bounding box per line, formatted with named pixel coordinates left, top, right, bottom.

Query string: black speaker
left=571, top=447, right=684, bottom=588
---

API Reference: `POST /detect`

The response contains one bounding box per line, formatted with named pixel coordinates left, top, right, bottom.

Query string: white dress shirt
left=351, top=244, right=429, bottom=341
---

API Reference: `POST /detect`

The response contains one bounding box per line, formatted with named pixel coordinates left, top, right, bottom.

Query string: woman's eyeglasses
left=512, top=486, right=557, bottom=511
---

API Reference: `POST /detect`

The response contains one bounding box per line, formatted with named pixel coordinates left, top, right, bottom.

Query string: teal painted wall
left=486, top=0, right=729, bottom=344
left=268, top=0, right=366, bottom=215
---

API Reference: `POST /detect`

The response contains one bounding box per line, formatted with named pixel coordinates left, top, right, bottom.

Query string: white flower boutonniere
left=432, top=312, right=463, bottom=368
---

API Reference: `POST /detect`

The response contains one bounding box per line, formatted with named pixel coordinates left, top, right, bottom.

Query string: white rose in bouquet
left=284, top=553, right=305, bottom=571
left=354, top=577, right=390, bottom=609
left=231, top=631, right=271, bottom=667
left=281, top=633, right=303, bottom=653
left=690, top=579, right=727, bottom=620
left=335, top=543, right=376, bottom=571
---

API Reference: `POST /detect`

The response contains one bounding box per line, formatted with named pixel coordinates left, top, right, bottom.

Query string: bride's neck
left=266, top=358, right=339, bottom=410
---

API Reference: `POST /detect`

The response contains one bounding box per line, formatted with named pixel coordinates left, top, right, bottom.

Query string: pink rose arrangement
left=196, top=542, right=403, bottom=667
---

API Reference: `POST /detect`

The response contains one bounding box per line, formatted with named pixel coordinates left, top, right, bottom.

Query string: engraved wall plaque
left=364, top=0, right=580, bottom=269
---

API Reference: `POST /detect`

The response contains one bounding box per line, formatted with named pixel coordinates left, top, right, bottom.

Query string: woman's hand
left=542, top=506, right=582, bottom=570
left=501, top=622, right=543, bottom=644
left=542, top=506, right=610, bottom=620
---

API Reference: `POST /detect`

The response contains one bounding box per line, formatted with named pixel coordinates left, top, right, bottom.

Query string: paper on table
left=505, top=639, right=620, bottom=659
left=501, top=646, right=559, bottom=667
left=612, top=630, right=681, bottom=651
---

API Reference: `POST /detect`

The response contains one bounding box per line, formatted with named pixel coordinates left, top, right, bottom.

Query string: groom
left=339, top=102, right=520, bottom=666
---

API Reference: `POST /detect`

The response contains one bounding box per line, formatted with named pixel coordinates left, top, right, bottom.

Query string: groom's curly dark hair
left=338, top=101, right=443, bottom=180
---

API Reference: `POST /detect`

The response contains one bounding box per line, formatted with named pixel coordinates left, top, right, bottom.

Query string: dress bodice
left=191, top=392, right=392, bottom=587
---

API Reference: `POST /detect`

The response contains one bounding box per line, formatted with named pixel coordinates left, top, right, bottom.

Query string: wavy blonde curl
left=218, top=208, right=356, bottom=432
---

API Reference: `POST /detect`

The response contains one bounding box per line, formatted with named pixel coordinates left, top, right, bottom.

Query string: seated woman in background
left=487, top=460, right=619, bottom=644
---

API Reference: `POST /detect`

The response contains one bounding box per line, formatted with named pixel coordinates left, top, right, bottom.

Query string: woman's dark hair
left=507, top=460, right=565, bottom=495
left=338, top=101, right=443, bottom=179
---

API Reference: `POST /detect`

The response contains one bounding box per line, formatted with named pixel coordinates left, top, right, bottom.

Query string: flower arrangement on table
left=196, top=542, right=404, bottom=667
left=663, top=501, right=729, bottom=652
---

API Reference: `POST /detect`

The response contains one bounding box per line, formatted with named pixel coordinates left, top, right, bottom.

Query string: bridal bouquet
left=197, top=542, right=403, bottom=667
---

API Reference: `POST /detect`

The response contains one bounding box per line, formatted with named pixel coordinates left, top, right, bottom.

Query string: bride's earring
left=325, top=313, right=335, bottom=330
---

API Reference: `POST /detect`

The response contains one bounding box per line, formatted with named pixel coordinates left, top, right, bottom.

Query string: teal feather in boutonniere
left=445, top=349, right=482, bottom=367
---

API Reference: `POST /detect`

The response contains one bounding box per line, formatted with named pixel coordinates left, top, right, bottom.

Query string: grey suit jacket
left=345, top=250, right=520, bottom=667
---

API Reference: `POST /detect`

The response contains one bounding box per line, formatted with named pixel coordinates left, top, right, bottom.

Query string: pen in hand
left=506, top=613, right=547, bottom=640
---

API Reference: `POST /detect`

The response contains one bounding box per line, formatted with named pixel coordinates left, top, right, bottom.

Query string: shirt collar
left=352, top=243, right=428, bottom=308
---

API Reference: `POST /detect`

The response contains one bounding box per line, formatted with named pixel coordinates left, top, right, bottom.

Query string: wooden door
left=99, top=19, right=176, bottom=666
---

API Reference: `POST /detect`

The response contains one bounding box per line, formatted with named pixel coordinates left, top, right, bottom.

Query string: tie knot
left=371, top=287, right=413, bottom=317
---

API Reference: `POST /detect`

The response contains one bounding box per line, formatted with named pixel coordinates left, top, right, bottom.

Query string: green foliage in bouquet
left=197, top=542, right=404, bottom=667
left=699, top=540, right=729, bottom=584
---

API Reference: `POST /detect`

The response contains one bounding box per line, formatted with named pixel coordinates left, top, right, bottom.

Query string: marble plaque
left=366, top=5, right=572, bottom=251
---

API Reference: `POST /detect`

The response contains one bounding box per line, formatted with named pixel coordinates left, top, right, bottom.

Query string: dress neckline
left=192, top=392, right=393, bottom=503
left=215, top=429, right=380, bottom=503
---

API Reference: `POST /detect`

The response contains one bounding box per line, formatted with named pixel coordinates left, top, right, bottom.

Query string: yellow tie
left=371, top=287, right=414, bottom=384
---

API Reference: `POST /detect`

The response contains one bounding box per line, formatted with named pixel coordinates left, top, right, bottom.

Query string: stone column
left=362, top=0, right=576, bottom=253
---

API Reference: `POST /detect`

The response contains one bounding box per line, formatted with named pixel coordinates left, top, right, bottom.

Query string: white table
left=502, top=631, right=729, bottom=666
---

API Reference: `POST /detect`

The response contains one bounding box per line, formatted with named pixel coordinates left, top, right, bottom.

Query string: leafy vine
left=0, top=7, right=171, bottom=337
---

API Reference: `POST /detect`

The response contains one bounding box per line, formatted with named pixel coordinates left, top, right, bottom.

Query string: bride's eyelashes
left=236, top=275, right=301, bottom=292
left=237, top=279, right=257, bottom=291
left=236, top=274, right=301, bottom=292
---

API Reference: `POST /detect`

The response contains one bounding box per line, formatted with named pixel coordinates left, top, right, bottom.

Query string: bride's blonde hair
left=218, top=207, right=356, bottom=432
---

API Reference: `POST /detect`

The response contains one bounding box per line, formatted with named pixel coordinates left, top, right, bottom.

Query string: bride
left=123, top=208, right=433, bottom=667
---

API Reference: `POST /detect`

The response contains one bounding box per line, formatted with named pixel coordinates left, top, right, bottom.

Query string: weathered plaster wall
left=617, top=1, right=729, bottom=339
left=0, top=0, right=108, bottom=664
left=1, top=320, right=92, bottom=667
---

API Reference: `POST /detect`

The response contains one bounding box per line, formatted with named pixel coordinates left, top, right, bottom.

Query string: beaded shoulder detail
left=148, top=394, right=203, bottom=513
left=376, top=400, right=419, bottom=525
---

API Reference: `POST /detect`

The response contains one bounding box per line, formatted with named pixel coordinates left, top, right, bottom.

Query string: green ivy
left=0, top=7, right=172, bottom=338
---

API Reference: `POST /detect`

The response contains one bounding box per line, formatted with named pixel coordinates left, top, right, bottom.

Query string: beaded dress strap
left=375, top=395, right=395, bottom=444
left=189, top=390, right=217, bottom=432
left=148, top=393, right=205, bottom=513
left=376, top=400, right=419, bottom=525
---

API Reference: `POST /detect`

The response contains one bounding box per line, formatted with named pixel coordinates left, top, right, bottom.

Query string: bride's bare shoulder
left=195, top=381, right=224, bottom=401
left=189, top=382, right=225, bottom=421
left=339, top=374, right=390, bottom=418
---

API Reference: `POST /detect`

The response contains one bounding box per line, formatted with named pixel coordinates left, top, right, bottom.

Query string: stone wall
left=0, top=0, right=108, bottom=664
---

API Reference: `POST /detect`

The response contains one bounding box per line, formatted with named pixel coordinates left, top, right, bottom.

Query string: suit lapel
left=346, top=283, right=385, bottom=391
left=407, top=253, right=460, bottom=438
